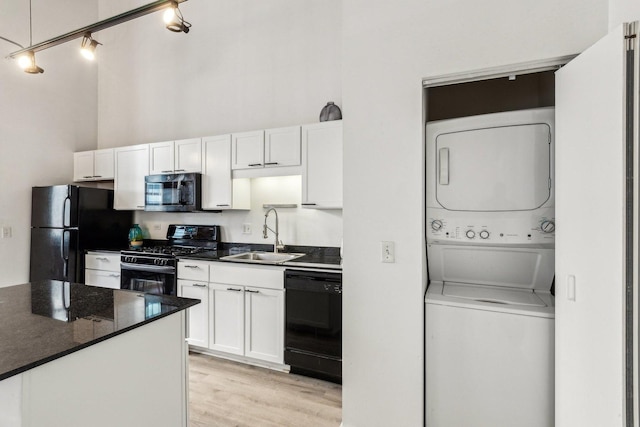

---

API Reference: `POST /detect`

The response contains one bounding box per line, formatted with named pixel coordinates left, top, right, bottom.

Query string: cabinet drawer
left=177, top=260, right=210, bottom=281
left=85, top=269, right=121, bottom=289
left=210, top=264, right=284, bottom=290
left=85, top=253, right=120, bottom=272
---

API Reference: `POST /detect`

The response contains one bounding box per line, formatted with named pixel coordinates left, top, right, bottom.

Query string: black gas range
left=120, top=224, right=220, bottom=296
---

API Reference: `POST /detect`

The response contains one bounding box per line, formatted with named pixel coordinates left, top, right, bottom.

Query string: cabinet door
left=114, top=144, right=150, bottom=210
left=264, top=125, right=301, bottom=167
left=149, top=141, right=175, bottom=175
left=232, top=130, right=265, bottom=170
left=178, top=280, right=209, bottom=348
left=244, top=287, right=284, bottom=364
left=209, top=283, right=245, bottom=355
left=73, top=151, right=95, bottom=181
left=202, top=135, right=233, bottom=209
left=93, top=148, right=115, bottom=180
left=175, top=138, right=202, bottom=173
left=301, top=121, right=343, bottom=209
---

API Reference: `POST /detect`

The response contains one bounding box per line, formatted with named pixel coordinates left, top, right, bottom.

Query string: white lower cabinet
left=177, top=260, right=285, bottom=366
left=243, top=287, right=284, bottom=364
left=85, top=252, right=121, bottom=289
left=178, top=280, right=210, bottom=348
left=209, top=283, right=245, bottom=355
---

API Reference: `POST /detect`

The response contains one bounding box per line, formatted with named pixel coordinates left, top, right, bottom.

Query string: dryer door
left=435, top=122, right=551, bottom=211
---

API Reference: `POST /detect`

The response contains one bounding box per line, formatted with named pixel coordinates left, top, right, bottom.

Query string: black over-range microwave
left=144, top=172, right=202, bottom=212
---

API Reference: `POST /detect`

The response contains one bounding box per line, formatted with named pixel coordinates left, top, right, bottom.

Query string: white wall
left=341, top=1, right=607, bottom=426
left=609, top=0, right=640, bottom=28
left=0, top=0, right=98, bottom=286
left=96, top=0, right=342, bottom=146
left=96, top=0, right=343, bottom=248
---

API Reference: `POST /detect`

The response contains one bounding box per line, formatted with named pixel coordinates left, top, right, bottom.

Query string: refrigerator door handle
left=61, top=230, right=70, bottom=279
left=63, top=187, right=72, bottom=228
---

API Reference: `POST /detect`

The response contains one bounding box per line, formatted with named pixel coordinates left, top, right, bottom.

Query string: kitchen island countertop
left=0, top=280, right=199, bottom=382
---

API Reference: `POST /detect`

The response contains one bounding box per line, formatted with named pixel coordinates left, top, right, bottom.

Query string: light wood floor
left=188, top=352, right=342, bottom=427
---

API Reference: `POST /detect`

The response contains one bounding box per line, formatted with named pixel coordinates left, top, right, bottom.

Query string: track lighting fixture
left=163, top=1, right=191, bottom=33
left=5, top=0, right=190, bottom=74
left=17, top=51, right=44, bottom=74
left=80, top=33, right=101, bottom=61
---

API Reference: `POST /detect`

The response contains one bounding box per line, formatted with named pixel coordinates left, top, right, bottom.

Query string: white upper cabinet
left=202, top=135, right=251, bottom=210
left=232, top=130, right=265, bottom=170
left=114, top=144, right=150, bottom=210
left=264, top=125, right=301, bottom=168
left=73, top=148, right=114, bottom=181
left=301, top=120, right=343, bottom=209
left=149, top=138, right=202, bottom=175
left=232, top=126, right=301, bottom=170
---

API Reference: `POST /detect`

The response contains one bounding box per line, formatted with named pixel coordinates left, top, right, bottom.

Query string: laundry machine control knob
left=465, top=230, right=476, bottom=239
left=431, top=220, right=443, bottom=231
left=540, top=220, right=556, bottom=233
left=479, top=230, right=490, bottom=239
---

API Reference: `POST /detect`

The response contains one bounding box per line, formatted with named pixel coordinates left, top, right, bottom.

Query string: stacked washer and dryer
left=425, top=107, right=556, bottom=427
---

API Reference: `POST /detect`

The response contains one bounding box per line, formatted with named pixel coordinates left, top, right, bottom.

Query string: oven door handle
left=120, top=262, right=175, bottom=274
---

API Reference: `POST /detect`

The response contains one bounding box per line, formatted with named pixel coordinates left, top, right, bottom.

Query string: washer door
left=435, top=122, right=551, bottom=211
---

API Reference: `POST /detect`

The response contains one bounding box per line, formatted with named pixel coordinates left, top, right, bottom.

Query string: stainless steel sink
left=220, top=251, right=305, bottom=264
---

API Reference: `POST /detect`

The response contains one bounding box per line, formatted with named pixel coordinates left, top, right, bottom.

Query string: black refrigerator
left=29, top=185, right=133, bottom=283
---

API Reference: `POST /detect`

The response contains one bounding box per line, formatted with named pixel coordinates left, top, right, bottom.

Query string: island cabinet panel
left=20, top=313, right=188, bottom=427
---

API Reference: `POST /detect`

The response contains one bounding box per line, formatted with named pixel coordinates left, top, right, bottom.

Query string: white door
left=178, top=280, right=209, bottom=348
left=555, top=22, right=638, bottom=427
left=232, top=130, right=264, bottom=169
left=301, top=121, right=343, bottom=209
left=93, top=148, right=114, bottom=180
left=175, top=138, right=202, bottom=173
left=209, top=283, right=245, bottom=356
left=73, top=151, right=94, bottom=181
left=202, top=135, right=233, bottom=209
left=149, top=141, right=175, bottom=175
left=264, top=125, right=301, bottom=167
left=114, top=144, right=149, bottom=210
left=244, top=287, right=284, bottom=364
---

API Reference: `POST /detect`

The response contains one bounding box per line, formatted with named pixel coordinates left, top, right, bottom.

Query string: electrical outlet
left=152, top=223, right=162, bottom=231
left=242, top=223, right=252, bottom=234
left=2, top=226, right=12, bottom=239
left=381, top=241, right=395, bottom=263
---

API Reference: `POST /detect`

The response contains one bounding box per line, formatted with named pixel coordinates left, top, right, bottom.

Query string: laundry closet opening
left=422, top=58, right=570, bottom=427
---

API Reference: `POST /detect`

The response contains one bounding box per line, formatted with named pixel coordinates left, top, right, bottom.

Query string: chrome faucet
left=263, top=208, right=285, bottom=253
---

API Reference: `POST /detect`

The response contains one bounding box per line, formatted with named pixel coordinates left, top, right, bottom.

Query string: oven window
left=121, top=268, right=176, bottom=296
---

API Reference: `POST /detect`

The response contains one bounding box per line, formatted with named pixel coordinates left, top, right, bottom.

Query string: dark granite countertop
left=0, top=280, right=199, bottom=382
left=178, top=243, right=342, bottom=270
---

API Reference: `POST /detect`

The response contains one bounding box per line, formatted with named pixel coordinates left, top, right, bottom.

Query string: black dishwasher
left=284, top=269, right=342, bottom=383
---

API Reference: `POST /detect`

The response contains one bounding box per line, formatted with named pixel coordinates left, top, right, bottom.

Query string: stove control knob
left=540, top=220, right=555, bottom=233
left=161, top=259, right=168, bottom=266
left=465, top=230, right=476, bottom=239
left=431, top=220, right=443, bottom=231
left=479, top=230, right=490, bottom=239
